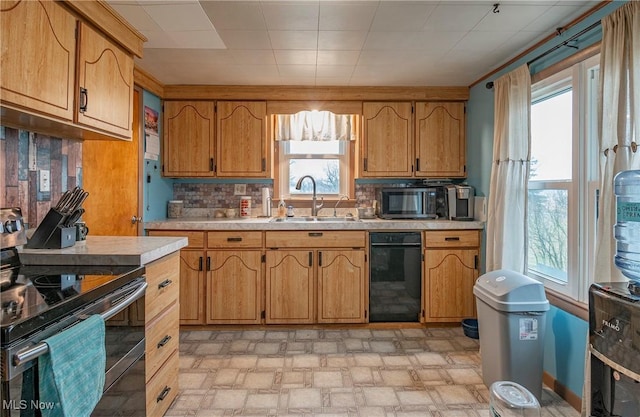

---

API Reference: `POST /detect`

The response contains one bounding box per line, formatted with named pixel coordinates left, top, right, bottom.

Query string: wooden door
left=423, top=248, right=478, bottom=322
left=0, top=0, right=76, bottom=121
left=317, top=250, right=367, bottom=323
left=163, top=101, right=215, bottom=177
left=216, top=101, right=268, bottom=177
left=76, top=21, right=134, bottom=138
left=415, top=102, right=466, bottom=178
left=265, top=250, right=314, bottom=324
left=179, top=249, right=206, bottom=324
left=207, top=250, right=261, bottom=324
left=83, top=89, right=141, bottom=236
left=361, top=102, right=413, bottom=177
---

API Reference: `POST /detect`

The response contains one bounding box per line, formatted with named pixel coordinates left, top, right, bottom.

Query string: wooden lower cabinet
left=423, top=230, right=479, bottom=323
left=207, top=250, right=262, bottom=324
left=317, top=250, right=367, bottom=323
left=265, top=250, right=314, bottom=324
left=179, top=249, right=206, bottom=324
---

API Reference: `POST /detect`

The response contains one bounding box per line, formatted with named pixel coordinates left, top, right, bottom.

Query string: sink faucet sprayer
left=295, top=175, right=324, bottom=216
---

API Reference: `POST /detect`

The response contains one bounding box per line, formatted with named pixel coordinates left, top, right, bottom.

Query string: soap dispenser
left=277, top=196, right=287, bottom=217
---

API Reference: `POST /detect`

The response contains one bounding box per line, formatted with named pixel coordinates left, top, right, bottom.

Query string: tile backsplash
left=0, top=126, right=82, bottom=227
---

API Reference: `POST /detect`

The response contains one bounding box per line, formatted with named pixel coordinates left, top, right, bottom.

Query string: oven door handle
left=13, top=281, right=148, bottom=366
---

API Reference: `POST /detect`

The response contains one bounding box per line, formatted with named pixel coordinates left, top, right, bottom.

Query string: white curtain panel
left=584, top=4, right=639, bottom=415
left=486, top=64, right=532, bottom=273
left=275, top=111, right=352, bottom=141
left=594, top=1, right=640, bottom=283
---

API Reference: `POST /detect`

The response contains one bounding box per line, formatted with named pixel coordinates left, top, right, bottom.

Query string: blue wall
left=465, top=1, right=627, bottom=400
left=142, top=90, right=173, bottom=221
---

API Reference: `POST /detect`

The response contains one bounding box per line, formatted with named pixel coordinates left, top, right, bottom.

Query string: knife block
left=26, top=209, right=76, bottom=249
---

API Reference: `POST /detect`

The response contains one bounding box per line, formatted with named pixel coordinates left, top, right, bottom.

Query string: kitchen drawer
left=207, top=231, right=262, bottom=248
left=423, top=230, right=479, bottom=248
left=145, top=301, right=179, bottom=382
left=147, top=230, right=204, bottom=249
left=145, top=252, right=180, bottom=320
left=146, top=350, right=179, bottom=417
left=265, top=231, right=366, bottom=248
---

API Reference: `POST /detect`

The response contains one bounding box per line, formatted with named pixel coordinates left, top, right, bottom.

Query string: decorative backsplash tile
left=0, top=126, right=82, bottom=227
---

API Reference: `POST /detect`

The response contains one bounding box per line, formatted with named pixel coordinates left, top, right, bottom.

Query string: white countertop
left=144, top=217, right=485, bottom=231
left=19, top=235, right=188, bottom=266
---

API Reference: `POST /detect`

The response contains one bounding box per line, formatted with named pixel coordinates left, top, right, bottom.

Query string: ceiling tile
left=140, top=30, right=180, bottom=48
left=315, top=76, right=354, bottom=86
left=141, top=3, right=214, bottom=31
left=319, top=2, right=378, bottom=31
left=524, top=4, right=593, bottom=32
left=199, top=1, right=266, bottom=31
left=474, top=4, right=552, bottom=32
left=425, top=4, right=490, bottom=32
left=278, top=64, right=317, bottom=78
left=317, top=50, right=360, bottom=66
left=218, top=30, right=272, bottom=50
left=315, top=65, right=355, bottom=78
left=274, top=50, right=318, bottom=65
left=109, top=4, right=162, bottom=32
left=370, top=2, right=437, bottom=32
left=261, top=2, right=320, bottom=31
left=168, top=31, right=225, bottom=49
left=318, top=31, right=368, bottom=50
left=268, top=31, right=318, bottom=50
left=231, top=50, right=277, bottom=66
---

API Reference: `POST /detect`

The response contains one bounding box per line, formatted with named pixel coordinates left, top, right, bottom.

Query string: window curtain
left=594, top=1, right=640, bottom=283
left=486, top=64, right=532, bottom=273
left=275, top=111, right=353, bottom=141
left=584, top=4, right=639, bottom=415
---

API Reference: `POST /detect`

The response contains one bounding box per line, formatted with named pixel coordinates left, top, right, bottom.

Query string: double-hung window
left=527, top=54, right=599, bottom=303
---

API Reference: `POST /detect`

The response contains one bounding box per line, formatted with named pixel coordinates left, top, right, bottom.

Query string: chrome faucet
left=295, top=175, right=324, bottom=216
left=333, top=195, right=348, bottom=217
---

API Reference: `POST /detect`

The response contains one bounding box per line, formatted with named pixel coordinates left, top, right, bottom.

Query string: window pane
left=287, top=140, right=342, bottom=155
left=527, top=189, right=568, bottom=282
left=289, top=159, right=339, bottom=194
left=530, top=90, right=572, bottom=181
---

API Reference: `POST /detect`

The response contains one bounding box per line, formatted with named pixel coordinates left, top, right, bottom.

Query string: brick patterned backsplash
left=0, top=126, right=82, bottom=228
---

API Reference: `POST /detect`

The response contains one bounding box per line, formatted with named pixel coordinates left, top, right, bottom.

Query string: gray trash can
left=473, top=269, right=550, bottom=402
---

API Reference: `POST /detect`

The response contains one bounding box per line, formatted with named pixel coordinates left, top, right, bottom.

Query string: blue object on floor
left=462, top=318, right=479, bottom=339
left=39, top=314, right=106, bottom=417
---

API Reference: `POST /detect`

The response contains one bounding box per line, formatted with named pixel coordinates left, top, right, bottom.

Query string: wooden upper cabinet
left=216, top=101, right=268, bottom=177
left=163, top=101, right=215, bottom=177
left=76, top=21, right=134, bottom=138
left=1, top=0, right=76, bottom=121
left=415, top=102, right=466, bottom=178
left=361, top=102, right=413, bottom=177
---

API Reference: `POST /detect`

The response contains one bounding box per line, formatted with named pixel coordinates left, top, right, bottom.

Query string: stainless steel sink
left=269, top=216, right=360, bottom=223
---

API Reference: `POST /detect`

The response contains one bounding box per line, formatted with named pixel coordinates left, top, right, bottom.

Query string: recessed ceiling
left=107, top=0, right=599, bottom=87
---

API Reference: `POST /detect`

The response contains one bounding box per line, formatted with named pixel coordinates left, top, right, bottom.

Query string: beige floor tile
left=380, top=369, right=416, bottom=387
left=433, top=385, right=477, bottom=404
left=414, top=352, right=448, bottom=366
left=314, top=341, right=339, bottom=354
left=228, top=355, right=258, bottom=369
left=313, top=371, right=344, bottom=387
left=350, top=367, right=374, bottom=384
left=245, top=392, right=279, bottom=408
left=212, top=368, right=239, bottom=386
left=194, top=342, right=224, bottom=355
left=292, top=354, right=321, bottom=368
left=446, top=368, right=483, bottom=385
left=242, top=371, right=275, bottom=389
left=179, top=372, right=208, bottom=389
left=344, top=338, right=365, bottom=351
left=257, top=357, right=286, bottom=369
left=296, top=329, right=320, bottom=339
left=369, top=341, right=396, bottom=353
left=330, top=392, right=357, bottom=407
left=381, top=355, right=412, bottom=367
left=288, top=388, right=323, bottom=408
left=353, top=353, right=384, bottom=367
left=254, top=342, right=282, bottom=355
left=425, top=339, right=456, bottom=352
left=397, top=389, right=434, bottom=405
left=206, top=389, right=247, bottom=409
left=362, top=387, right=400, bottom=406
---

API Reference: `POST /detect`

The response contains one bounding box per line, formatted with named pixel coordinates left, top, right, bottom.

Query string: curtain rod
left=485, top=20, right=602, bottom=90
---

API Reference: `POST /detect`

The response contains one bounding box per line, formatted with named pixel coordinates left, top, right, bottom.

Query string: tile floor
left=166, top=327, right=580, bottom=417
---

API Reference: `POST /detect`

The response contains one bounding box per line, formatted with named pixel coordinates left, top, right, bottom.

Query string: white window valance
left=275, top=111, right=354, bottom=141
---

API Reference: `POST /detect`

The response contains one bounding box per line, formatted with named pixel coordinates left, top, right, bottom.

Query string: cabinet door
left=207, top=250, right=262, bottom=324
left=415, top=102, right=466, bottom=178
left=216, top=101, right=268, bottom=177
left=1, top=0, right=76, bottom=121
left=76, top=22, right=134, bottom=138
left=163, top=101, right=215, bottom=177
left=423, top=248, right=478, bottom=322
left=265, top=250, right=314, bottom=324
left=361, top=102, right=413, bottom=177
left=179, top=249, right=206, bottom=324
left=317, top=250, right=367, bottom=323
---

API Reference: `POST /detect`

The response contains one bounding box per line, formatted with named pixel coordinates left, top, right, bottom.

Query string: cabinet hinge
left=261, top=254, right=266, bottom=263
left=261, top=310, right=265, bottom=319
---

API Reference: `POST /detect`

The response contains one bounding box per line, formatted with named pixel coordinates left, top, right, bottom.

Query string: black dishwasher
left=369, top=232, right=422, bottom=322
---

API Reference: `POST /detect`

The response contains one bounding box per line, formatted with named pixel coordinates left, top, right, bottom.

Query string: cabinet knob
left=131, top=216, right=142, bottom=224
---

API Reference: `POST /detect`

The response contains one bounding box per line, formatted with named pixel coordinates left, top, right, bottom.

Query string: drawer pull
left=157, top=335, right=172, bottom=348
left=444, top=237, right=460, bottom=241
left=157, top=386, right=171, bottom=402
left=158, top=279, right=173, bottom=289
left=308, top=232, right=323, bottom=237
left=227, top=237, right=243, bottom=242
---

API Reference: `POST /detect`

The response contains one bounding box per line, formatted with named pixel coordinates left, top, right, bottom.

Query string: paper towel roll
left=261, top=188, right=271, bottom=216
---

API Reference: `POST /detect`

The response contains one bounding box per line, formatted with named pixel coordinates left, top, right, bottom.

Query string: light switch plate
left=234, top=184, right=246, bottom=195
left=39, top=170, right=51, bottom=192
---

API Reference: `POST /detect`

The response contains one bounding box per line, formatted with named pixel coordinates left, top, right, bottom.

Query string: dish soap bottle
left=277, top=196, right=287, bottom=218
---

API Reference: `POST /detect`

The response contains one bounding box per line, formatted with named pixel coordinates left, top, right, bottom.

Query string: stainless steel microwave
left=379, top=187, right=446, bottom=219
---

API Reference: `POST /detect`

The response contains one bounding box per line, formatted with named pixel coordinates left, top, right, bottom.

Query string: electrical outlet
left=234, top=184, right=246, bottom=195
left=39, top=170, right=50, bottom=192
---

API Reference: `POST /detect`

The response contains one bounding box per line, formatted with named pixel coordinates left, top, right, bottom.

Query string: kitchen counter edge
left=144, top=217, right=485, bottom=231
left=18, top=235, right=188, bottom=266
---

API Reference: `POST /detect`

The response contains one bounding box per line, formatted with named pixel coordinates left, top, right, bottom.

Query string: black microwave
left=379, top=187, right=447, bottom=219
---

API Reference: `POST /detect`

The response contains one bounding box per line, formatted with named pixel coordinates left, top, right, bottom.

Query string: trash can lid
left=490, top=381, right=540, bottom=409
left=473, top=269, right=549, bottom=312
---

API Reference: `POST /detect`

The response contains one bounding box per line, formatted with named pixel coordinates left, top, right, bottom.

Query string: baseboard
left=543, top=371, right=582, bottom=411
